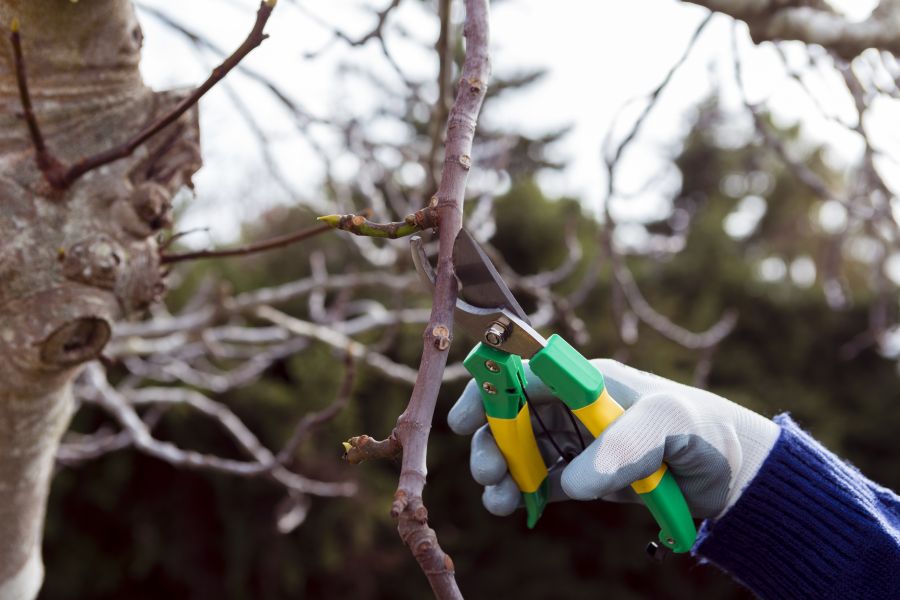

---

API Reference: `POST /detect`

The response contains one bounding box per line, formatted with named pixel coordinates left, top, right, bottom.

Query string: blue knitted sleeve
left=693, top=414, right=900, bottom=599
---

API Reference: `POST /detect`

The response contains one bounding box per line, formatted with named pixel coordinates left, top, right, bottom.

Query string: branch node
left=342, top=433, right=401, bottom=465
left=413, top=502, right=428, bottom=523
left=391, top=489, right=409, bottom=518
left=431, top=325, right=451, bottom=351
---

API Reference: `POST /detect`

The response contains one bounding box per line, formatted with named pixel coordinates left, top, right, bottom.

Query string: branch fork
left=9, top=1, right=277, bottom=190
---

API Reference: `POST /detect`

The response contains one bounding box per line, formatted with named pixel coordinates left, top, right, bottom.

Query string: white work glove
left=448, top=359, right=780, bottom=520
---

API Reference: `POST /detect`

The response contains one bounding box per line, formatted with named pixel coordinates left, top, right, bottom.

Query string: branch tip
left=341, top=433, right=400, bottom=464
left=317, top=214, right=341, bottom=227
left=318, top=207, right=438, bottom=239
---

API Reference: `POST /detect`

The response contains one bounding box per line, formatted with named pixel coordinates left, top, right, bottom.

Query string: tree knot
left=62, top=235, right=123, bottom=290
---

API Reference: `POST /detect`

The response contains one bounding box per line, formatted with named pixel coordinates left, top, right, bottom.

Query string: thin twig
left=161, top=222, right=330, bottom=264
left=81, top=363, right=355, bottom=498
left=318, top=206, right=438, bottom=239
left=50, top=1, right=276, bottom=189
left=254, top=305, right=421, bottom=384
left=604, top=13, right=713, bottom=179
left=427, top=0, right=454, bottom=193
left=296, top=0, right=403, bottom=59
left=8, top=18, right=66, bottom=183
left=136, top=2, right=324, bottom=127
left=276, top=353, right=357, bottom=464
left=160, top=227, right=211, bottom=251
left=597, top=13, right=736, bottom=354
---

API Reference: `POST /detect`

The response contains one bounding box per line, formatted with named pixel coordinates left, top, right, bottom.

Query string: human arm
left=450, top=359, right=900, bottom=599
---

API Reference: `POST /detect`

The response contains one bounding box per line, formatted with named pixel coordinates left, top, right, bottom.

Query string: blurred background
left=44, top=0, right=900, bottom=598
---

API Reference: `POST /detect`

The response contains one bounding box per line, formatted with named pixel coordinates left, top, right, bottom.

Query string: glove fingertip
left=560, top=462, right=599, bottom=501
left=448, top=379, right=486, bottom=435
left=482, top=476, right=519, bottom=517
left=470, top=427, right=507, bottom=486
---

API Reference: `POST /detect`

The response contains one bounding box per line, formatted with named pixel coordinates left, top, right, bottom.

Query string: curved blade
left=410, top=236, right=438, bottom=294
left=453, top=228, right=529, bottom=324
left=410, top=234, right=545, bottom=356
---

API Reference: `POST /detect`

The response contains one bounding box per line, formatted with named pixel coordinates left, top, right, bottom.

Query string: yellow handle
left=487, top=404, right=548, bottom=494
left=570, top=388, right=666, bottom=494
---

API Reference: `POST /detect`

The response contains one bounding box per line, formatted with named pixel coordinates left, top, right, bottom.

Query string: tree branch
left=603, top=12, right=713, bottom=176
left=295, top=0, right=403, bottom=59
left=8, top=18, right=65, bottom=184
left=27, top=1, right=277, bottom=189
left=318, top=205, right=438, bottom=239
left=387, top=1, right=490, bottom=597
left=80, top=363, right=355, bottom=498
left=276, top=353, right=357, bottom=464
left=161, top=221, right=331, bottom=264
left=597, top=13, right=738, bottom=354
left=688, top=0, right=900, bottom=60
left=254, top=305, right=421, bottom=384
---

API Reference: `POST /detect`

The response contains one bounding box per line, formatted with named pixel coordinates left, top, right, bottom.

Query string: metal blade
left=453, top=228, right=529, bottom=324
left=410, top=234, right=545, bottom=357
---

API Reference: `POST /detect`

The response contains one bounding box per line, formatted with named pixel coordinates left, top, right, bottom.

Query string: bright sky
left=135, top=0, right=898, bottom=244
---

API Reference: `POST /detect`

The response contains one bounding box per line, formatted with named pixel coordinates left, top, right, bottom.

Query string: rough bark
left=0, top=1, right=200, bottom=596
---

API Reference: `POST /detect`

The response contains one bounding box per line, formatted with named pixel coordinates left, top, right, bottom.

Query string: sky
left=134, top=0, right=898, bottom=258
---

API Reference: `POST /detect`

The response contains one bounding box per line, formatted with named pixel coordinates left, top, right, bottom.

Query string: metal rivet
left=484, top=322, right=509, bottom=346
left=482, top=382, right=497, bottom=395
left=484, top=360, right=500, bottom=372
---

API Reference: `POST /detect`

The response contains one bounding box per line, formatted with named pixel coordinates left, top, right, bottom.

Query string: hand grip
left=529, top=335, right=697, bottom=552
left=463, top=343, right=550, bottom=528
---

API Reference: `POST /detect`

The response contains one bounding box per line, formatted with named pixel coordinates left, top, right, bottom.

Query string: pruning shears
left=411, top=229, right=697, bottom=554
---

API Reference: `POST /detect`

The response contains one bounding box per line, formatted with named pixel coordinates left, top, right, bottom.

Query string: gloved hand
left=448, top=359, right=780, bottom=520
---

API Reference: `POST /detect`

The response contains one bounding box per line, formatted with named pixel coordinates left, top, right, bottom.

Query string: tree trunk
left=0, top=1, right=200, bottom=596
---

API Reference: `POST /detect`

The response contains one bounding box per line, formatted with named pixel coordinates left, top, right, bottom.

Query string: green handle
left=641, top=470, right=696, bottom=552
left=530, top=335, right=697, bottom=552
left=463, top=343, right=550, bottom=528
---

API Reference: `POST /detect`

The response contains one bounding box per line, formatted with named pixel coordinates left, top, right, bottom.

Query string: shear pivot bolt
left=484, top=322, right=509, bottom=346
left=484, top=360, right=500, bottom=372
left=482, top=382, right=497, bottom=395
